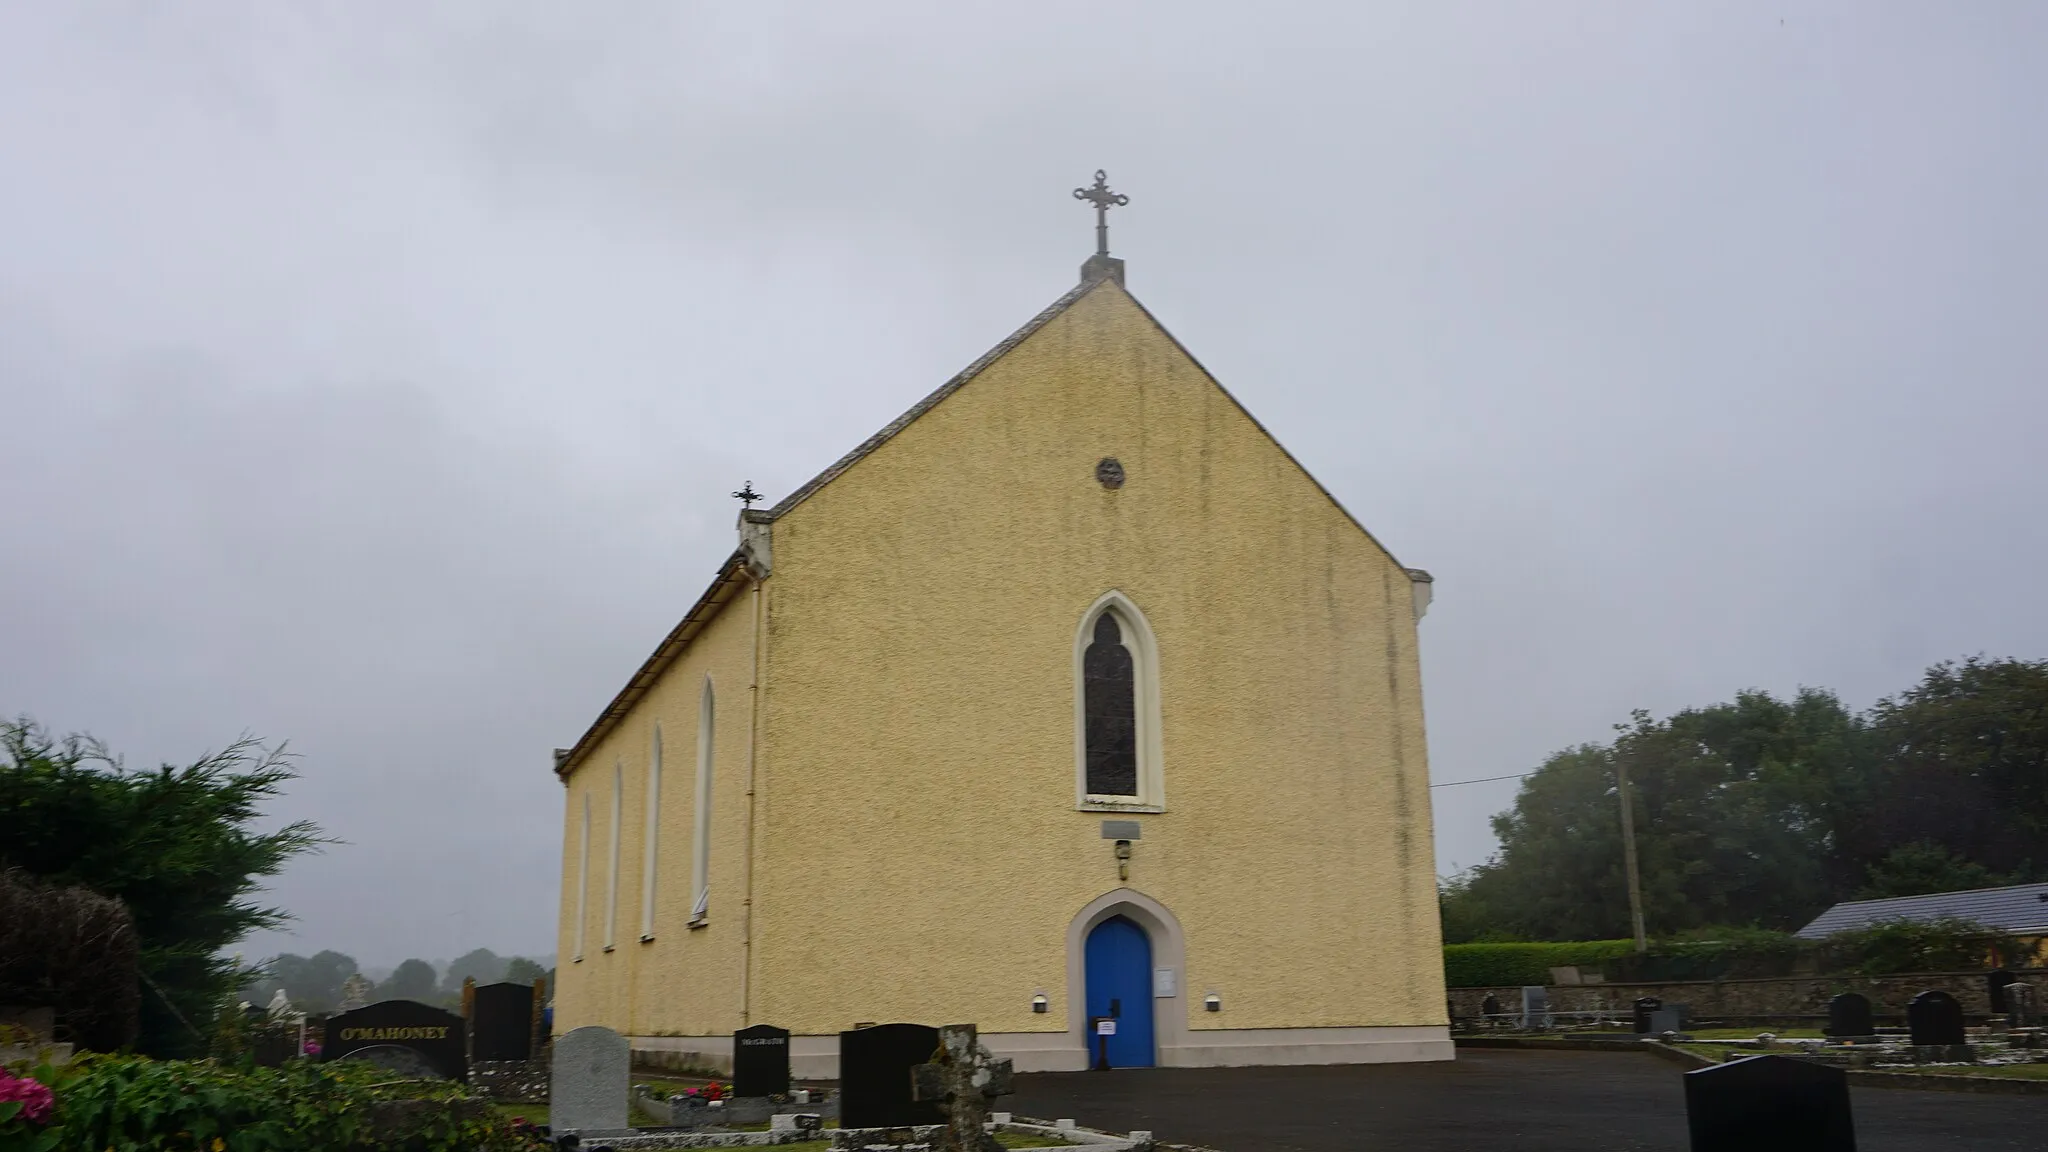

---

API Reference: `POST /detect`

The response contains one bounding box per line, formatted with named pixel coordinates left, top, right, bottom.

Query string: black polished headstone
left=1480, top=994, right=1502, bottom=1018
left=324, top=999, right=467, bottom=1082
left=1633, top=997, right=1663, bottom=1035
left=1907, top=990, right=1965, bottom=1046
left=839, top=1023, right=942, bottom=1129
left=1825, top=992, right=1873, bottom=1038
left=733, top=1024, right=791, bottom=1098
left=1987, top=969, right=2017, bottom=1014
left=471, top=981, right=536, bottom=1062
left=1685, top=1055, right=1855, bottom=1151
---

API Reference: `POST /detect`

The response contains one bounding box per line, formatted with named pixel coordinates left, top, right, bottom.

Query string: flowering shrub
left=0, top=1062, right=67, bottom=1152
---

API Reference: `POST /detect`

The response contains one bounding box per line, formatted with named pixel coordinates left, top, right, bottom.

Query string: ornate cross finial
left=911, top=1024, right=1015, bottom=1152
left=731, top=481, right=761, bottom=508
left=1072, top=170, right=1129, bottom=258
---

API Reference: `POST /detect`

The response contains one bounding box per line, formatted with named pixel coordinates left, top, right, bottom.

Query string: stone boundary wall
left=1448, top=967, right=2048, bottom=1023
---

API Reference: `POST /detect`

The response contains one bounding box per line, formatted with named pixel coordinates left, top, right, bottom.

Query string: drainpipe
left=738, top=572, right=765, bottom=1024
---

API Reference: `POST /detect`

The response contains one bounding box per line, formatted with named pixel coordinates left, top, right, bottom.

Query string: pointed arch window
left=1075, top=592, right=1164, bottom=811
left=603, top=760, right=622, bottom=951
left=573, top=793, right=590, bottom=962
left=640, top=724, right=662, bottom=942
left=690, top=677, right=715, bottom=927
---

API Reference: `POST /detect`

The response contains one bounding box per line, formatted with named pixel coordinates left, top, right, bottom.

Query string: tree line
left=1441, top=656, right=2048, bottom=943
left=241, top=948, right=551, bottom=1015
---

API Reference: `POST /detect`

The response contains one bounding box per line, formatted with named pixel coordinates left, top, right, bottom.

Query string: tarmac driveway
left=1008, top=1048, right=2048, bottom=1151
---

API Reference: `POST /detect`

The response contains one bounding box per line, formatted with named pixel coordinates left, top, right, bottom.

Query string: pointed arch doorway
left=1084, top=915, right=1155, bottom=1067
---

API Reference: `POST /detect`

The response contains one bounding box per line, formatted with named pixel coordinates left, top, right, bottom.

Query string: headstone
left=1907, top=990, right=1965, bottom=1047
left=1683, top=1054, right=1855, bottom=1152
left=839, top=1023, right=943, bottom=1129
left=1825, top=993, right=1874, bottom=1039
left=470, top=982, right=536, bottom=1062
left=344, top=1044, right=443, bottom=1078
left=1548, top=966, right=1583, bottom=986
left=324, top=1000, right=467, bottom=1081
left=1633, top=997, right=1663, bottom=1035
left=1519, top=986, right=1549, bottom=1030
left=266, top=989, right=295, bottom=1019
left=1649, top=1004, right=1688, bottom=1035
left=2007, top=982, right=2035, bottom=1027
left=1480, top=994, right=1502, bottom=1018
left=1987, top=969, right=2017, bottom=1014
left=550, top=1025, right=631, bottom=1135
left=733, top=1024, right=792, bottom=1098
left=910, top=1023, right=1015, bottom=1152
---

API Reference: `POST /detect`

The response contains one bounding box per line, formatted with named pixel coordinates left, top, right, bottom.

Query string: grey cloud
left=4, top=3, right=2045, bottom=960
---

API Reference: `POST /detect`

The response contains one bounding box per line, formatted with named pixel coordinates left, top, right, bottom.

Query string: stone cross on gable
left=910, top=1024, right=1014, bottom=1152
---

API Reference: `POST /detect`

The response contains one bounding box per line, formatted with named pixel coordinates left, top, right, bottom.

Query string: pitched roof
left=1793, top=881, right=2048, bottom=940
left=554, top=551, right=752, bottom=779
left=764, top=274, right=1413, bottom=576
left=555, top=269, right=1427, bottom=779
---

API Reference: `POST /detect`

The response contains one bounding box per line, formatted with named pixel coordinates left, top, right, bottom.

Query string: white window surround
left=573, top=793, right=590, bottom=962
left=1074, top=590, right=1165, bottom=812
left=640, top=724, right=662, bottom=942
left=604, top=760, right=622, bottom=951
left=691, top=677, right=714, bottom=926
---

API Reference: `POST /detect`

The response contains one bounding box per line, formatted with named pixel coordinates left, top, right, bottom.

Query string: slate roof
left=1793, top=881, right=2048, bottom=940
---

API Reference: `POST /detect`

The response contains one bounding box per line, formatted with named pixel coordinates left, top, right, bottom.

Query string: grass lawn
left=493, top=1102, right=668, bottom=1127
left=1680, top=1028, right=1826, bottom=1040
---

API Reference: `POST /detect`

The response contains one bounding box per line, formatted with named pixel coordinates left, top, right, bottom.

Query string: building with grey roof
left=1795, top=881, right=2048, bottom=941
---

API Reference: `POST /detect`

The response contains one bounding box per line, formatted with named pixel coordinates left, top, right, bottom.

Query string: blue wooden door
left=1084, top=916, right=1155, bottom=1068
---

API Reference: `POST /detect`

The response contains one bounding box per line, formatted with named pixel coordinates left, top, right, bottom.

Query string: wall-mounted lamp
left=1204, top=993, right=1221, bottom=1013
left=1032, top=993, right=1049, bottom=1014
left=1114, top=839, right=1133, bottom=881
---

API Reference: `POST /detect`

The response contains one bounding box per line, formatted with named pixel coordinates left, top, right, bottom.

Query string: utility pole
left=1616, top=753, right=1648, bottom=953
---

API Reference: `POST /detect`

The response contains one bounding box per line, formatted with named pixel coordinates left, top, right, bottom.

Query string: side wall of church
left=747, top=282, right=1446, bottom=1052
left=553, top=582, right=758, bottom=1040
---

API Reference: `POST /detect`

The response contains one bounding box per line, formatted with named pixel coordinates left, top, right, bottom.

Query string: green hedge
left=1443, top=940, right=1637, bottom=988
left=3, top=1054, right=543, bottom=1152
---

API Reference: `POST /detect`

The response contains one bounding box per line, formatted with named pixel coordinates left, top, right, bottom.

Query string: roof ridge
left=764, top=276, right=1108, bottom=521
left=1828, top=880, right=2048, bottom=907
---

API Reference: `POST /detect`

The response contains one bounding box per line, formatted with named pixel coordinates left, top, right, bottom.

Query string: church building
left=553, top=179, right=1450, bottom=1074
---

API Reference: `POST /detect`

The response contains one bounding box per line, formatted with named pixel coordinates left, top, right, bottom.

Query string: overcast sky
left=5, top=3, right=2045, bottom=970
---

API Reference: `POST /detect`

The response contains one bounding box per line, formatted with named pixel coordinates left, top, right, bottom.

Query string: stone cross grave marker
left=324, top=1000, right=467, bottom=1081
left=911, top=1023, right=1015, bottom=1152
left=1825, top=992, right=1873, bottom=1039
left=840, top=1023, right=943, bottom=1129
left=470, top=982, right=536, bottom=1062
left=1683, top=1054, right=1855, bottom=1152
left=550, top=1025, right=630, bottom=1135
left=1907, top=990, right=1965, bottom=1047
left=338, top=974, right=373, bottom=1012
left=733, top=1023, right=791, bottom=1098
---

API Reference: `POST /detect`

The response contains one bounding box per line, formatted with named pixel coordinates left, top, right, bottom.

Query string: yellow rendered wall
left=553, top=583, right=757, bottom=1037
left=748, top=280, right=1445, bottom=1036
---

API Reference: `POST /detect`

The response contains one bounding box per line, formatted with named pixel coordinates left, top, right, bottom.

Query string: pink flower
left=0, top=1070, right=55, bottom=1125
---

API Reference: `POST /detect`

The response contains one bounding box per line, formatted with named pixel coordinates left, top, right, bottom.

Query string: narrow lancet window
left=1085, top=612, right=1139, bottom=796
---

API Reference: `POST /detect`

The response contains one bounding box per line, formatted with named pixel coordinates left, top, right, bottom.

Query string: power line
left=1431, top=771, right=1535, bottom=789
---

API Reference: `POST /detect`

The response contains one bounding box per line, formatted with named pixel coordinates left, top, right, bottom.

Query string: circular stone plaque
left=1096, top=457, right=1125, bottom=489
